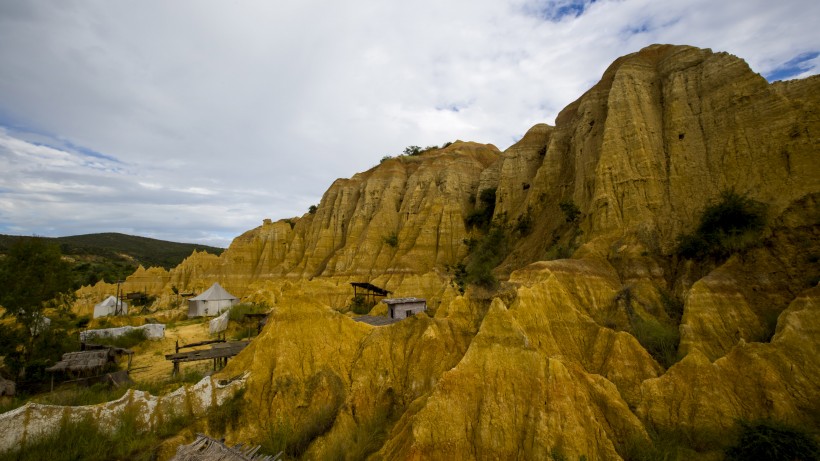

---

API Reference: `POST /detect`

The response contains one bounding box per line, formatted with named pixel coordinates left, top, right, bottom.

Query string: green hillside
left=0, top=233, right=225, bottom=288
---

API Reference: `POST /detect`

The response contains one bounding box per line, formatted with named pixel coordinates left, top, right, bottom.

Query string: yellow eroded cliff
left=72, top=44, right=820, bottom=459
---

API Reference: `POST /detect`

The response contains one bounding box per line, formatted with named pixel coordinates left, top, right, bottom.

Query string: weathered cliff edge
left=0, top=376, right=244, bottom=456
left=72, top=44, right=819, bottom=459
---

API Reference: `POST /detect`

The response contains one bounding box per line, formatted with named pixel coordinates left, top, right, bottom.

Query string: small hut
left=93, top=295, right=129, bottom=318
left=45, top=346, right=134, bottom=389
left=383, top=297, right=427, bottom=319
left=188, top=282, right=239, bottom=318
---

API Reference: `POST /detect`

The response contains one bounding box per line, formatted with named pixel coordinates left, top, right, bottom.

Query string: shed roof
left=382, top=297, right=426, bottom=305
left=350, top=282, right=390, bottom=296
left=190, top=282, right=238, bottom=302
left=46, top=347, right=133, bottom=373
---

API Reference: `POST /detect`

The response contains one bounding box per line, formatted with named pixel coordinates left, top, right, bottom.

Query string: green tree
left=0, top=238, right=73, bottom=330
left=0, top=237, right=75, bottom=384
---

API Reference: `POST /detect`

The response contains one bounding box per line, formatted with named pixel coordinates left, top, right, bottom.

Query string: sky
left=1, top=0, right=818, bottom=248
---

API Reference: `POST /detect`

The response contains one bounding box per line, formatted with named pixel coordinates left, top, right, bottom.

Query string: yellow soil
left=128, top=321, right=215, bottom=383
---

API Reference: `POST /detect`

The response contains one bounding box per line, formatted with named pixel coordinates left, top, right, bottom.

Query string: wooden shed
left=350, top=282, right=390, bottom=305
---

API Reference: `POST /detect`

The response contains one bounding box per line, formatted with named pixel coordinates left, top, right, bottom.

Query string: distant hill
left=0, top=232, right=224, bottom=287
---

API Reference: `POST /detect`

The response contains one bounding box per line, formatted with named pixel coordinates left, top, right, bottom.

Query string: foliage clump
left=614, top=286, right=682, bottom=369
left=725, top=420, right=819, bottom=461
left=383, top=232, right=399, bottom=248
left=449, top=223, right=509, bottom=292
left=228, top=302, right=268, bottom=322
left=559, top=199, right=581, bottom=223
left=208, top=388, right=246, bottom=436
left=0, top=406, right=194, bottom=461
left=465, top=188, right=497, bottom=231
left=676, top=190, right=767, bottom=260
left=349, top=295, right=374, bottom=315
left=0, top=237, right=79, bottom=391
left=514, top=207, right=534, bottom=236
left=91, top=328, right=147, bottom=349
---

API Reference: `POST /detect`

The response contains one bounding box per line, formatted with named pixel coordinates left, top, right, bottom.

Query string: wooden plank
left=165, top=341, right=249, bottom=363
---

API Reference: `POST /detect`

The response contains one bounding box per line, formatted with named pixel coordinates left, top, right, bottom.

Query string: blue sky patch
left=527, top=0, right=597, bottom=22
left=62, top=140, right=122, bottom=164
left=765, top=51, right=819, bottom=81
left=0, top=121, right=123, bottom=165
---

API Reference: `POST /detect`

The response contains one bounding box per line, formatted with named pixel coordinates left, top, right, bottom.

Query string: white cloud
left=0, top=0, right=818, bottom=247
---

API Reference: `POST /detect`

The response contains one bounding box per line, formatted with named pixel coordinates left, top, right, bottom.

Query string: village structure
left=93, top=295, right=129, bottom=318
left=350, top=282, right=428, bottom=327
left=384, top=297, right=427, bottom=319
left=45, top=344, right=134, bottom=390
left=188, top=282, right=239, bottom=317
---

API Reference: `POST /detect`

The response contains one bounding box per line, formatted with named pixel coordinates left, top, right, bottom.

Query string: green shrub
left=132, top=368, right=206, bottom=396
left=349, top=295, right=374, bottom=315
left=659, top=289, right=684, bottom=324
left=465, top=188, right=497, bottom=230
left=32, top=383, right=129, bottom=407
left=0, top=404, right=191, bottom=461
left=208, top=388, right=246, bottom=436
left=92, top=328, right=147, bottom=349
left=545, top=243, right=575, bottom=260
left=631, top=317, right=680, bottom=369
left=464, top=225, right=508, bottom=289
left=725, top=420, right=819, bottom=461
left=229, top=303, right=267, bottom=322
left=74, top=315, right=91, bottom=328
left=514, top=207, right=534, bottom=236
left=383, top=232, right=399, bottom=248
left=559, top=200, right=581, bottom=223
left=676, top=190, right=767, bottom=260
left=446, top=263, right=468, bottom=295
left=309, top=205, right=318, bottom=214
left=260, top=401, right=339, bottom=459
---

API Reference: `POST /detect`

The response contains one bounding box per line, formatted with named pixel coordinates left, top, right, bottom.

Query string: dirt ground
left=128, top=321, right=216, bottom=383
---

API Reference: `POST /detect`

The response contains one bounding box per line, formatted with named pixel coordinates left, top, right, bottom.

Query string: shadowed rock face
left=71, top=44, right=820, bottom=459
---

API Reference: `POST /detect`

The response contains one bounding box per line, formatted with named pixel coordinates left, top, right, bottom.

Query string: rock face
left=69, top=44, right=820, bottom=459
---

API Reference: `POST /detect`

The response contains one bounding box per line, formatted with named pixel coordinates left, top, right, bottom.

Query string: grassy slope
left=0, top=233, right=225, bottom=287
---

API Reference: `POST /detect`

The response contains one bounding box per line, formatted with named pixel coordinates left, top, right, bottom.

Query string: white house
left=383, top=297, right=427, bottom=319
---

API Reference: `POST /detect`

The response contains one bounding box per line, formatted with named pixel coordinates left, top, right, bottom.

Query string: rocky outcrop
left=498, top=44, right=819, bottom=271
